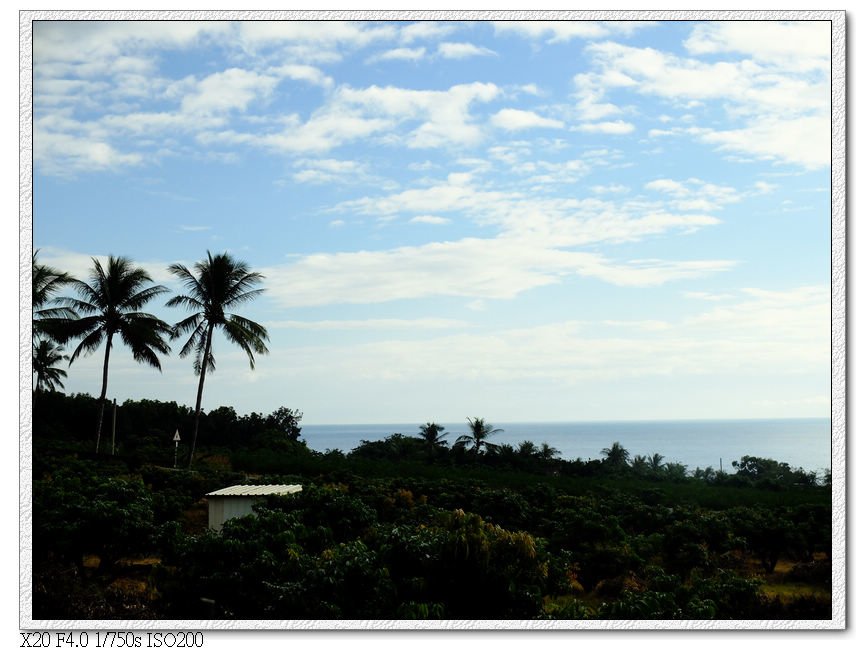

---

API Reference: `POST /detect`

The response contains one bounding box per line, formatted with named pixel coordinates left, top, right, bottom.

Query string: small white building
left=205, top=484, right=302, bottom=532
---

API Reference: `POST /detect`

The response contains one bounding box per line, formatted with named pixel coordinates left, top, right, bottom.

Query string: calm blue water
left=301, top=418, right=832, bottom=474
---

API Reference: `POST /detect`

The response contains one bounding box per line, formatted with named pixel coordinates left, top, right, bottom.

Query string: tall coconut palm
left=418, top=422, right=448, bottom=455
left=32, top=339, right=68, bottom=393
left=454, top=417, right=503, bottom=455
left=167, top=251, right=269, bottom=469
left=59, top=256, right=172, bottom=452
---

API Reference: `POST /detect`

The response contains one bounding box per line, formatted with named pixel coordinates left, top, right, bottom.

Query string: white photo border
left=19, top=8, right=847, bottom=631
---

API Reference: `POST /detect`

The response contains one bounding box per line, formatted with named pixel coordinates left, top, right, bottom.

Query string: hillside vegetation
left=31, top=392, right=832, bottom=621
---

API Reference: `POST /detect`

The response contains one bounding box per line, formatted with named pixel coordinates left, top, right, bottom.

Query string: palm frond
left=68, top=327, right=106, bottom=364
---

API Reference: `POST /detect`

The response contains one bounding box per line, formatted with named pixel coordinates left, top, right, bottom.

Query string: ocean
left=300, top=418, right=832, bottom=474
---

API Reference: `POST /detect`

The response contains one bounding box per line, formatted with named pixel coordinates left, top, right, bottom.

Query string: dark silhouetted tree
left=59, top=256, right=171, bottom=452
left=167, top=251, right=269, bottom=469
left=33, top=339, right=68, bottom=394
left=454, top=417, right=503, bottom=455
left=418, top=422, right=448, bottom=454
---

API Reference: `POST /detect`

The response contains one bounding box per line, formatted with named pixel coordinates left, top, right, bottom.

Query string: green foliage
left=732, top=455, right=818, bottom=489
left=34, top=470, right=155, bottom=566
left=31, top=394, right=832, bottom=621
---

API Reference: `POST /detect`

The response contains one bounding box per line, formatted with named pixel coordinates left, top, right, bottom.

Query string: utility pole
left=111, top=399, right=117, bottom=455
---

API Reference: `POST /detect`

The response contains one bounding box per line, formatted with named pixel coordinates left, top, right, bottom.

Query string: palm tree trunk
left=187, top=324, right=214, bottom=470
left=95, top=332, right=113, bottom=453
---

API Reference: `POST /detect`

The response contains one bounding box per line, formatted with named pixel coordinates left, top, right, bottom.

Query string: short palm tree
left=454, top=417, right=503, bottom=455
left=418, top=422, right=448, bottom=454
left=601, top=441, right=631, bottom=468
left=538, top=442, right=560, bottom=462
left=517, top=440, right=538, bottom=457
left=167, top=251, right=269, bottom=469
left=649, top=452, right=665, bottom=473
left=59, top=256, right=172, bottom=452
left=32, top=339, right=68, bottom=393
left=631, top=454, right=649, bottom=474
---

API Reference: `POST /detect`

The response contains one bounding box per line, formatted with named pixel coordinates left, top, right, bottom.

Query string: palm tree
left=59, top=256, right=172, bottom=452
left=601, top=441, right=631, bottom=468
left=167, top=251, right=269, bottom=469
left=517, top=440, right=538, bottom=457
left=454, top=417, right=503, bottom=455
left=418, top=422, right=448, bottom=454
left=32, top=339, right=68, bottom=393
left=538, top=442, right=560, bottom=462
left=32, top=250, right=77, bottom=341
left=649, top=452, right=665, bottom=473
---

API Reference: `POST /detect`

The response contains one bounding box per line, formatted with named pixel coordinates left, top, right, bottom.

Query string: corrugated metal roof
left=205, top=484, right=303, bottom=497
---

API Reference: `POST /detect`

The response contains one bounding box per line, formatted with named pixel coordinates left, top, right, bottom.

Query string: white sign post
left=173, top=430, right=181, bottom=469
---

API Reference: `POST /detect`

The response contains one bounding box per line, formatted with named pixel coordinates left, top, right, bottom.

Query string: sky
left=28, top=16, right=834, bottom=424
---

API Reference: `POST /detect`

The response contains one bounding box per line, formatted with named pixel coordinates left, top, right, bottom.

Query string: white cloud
left=701, top=115, right=829, bottom=170
left=292, top=158, right=367, bottom=184
left=261, top=235, right=733, bottom=308
left=34, top=129, right=143, bottom=176
left=351, top=285, right=821, bottom=385
left=335, top=82, right=501, bottom=148
left=573, top=72, right=625, bottom=121
left=270, top=64, right=334, bottom=88
left=202, top=109, right=392, bottom=155
left=408, top=160, right=436, bottom=171
left=236, top=21, right=396, bottom=50
left=180, top=68, right=279, bottom=115
left=335, top=173, right=512, bottom=219
left=584, top=38, right=830, bottom=168
left=366, top=47, right=426, bottom=63
left=683, top=291, right=735, bottom=301
left=493, top=21, right=650, bottom=43
left=437, top=42, right=496, bottom=59
left=34, top=21, right=231, bottom=66
left=410, top=215, right=452, bottom=225
left=576, top=120, right=635, bottom=135
left=687, top=286, right=829, bottom=346
left=490, top=108, right=564, bottom=131
left=524, top=159, right=590, bottom=186
left=399, top=22, right=458, bottom=43
left=753, top=181, right=777, bottom=194
left=277, top=284, right=825, bottom=385
left=591, top=184, right=630, bottom=194
left=683, top=22, right=830, bottom=73
left=267, top=318, right=469, bottom=331
left=336, top=173, right=722, bottom=246
left=645, top=177, right=740, bottom=211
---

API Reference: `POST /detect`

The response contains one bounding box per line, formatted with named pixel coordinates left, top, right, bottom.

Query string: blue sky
left=30, top=18, right=832, bottom=424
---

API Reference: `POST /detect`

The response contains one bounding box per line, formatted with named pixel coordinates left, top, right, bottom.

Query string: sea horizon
left=300, top=416, right=832, bottom=475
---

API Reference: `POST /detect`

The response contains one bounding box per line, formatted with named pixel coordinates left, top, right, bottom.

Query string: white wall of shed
left=208, top=496, right=262, bottom=532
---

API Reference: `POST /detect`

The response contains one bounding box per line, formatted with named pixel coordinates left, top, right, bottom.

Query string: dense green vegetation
left=31, top=392, right=831, bottom=621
